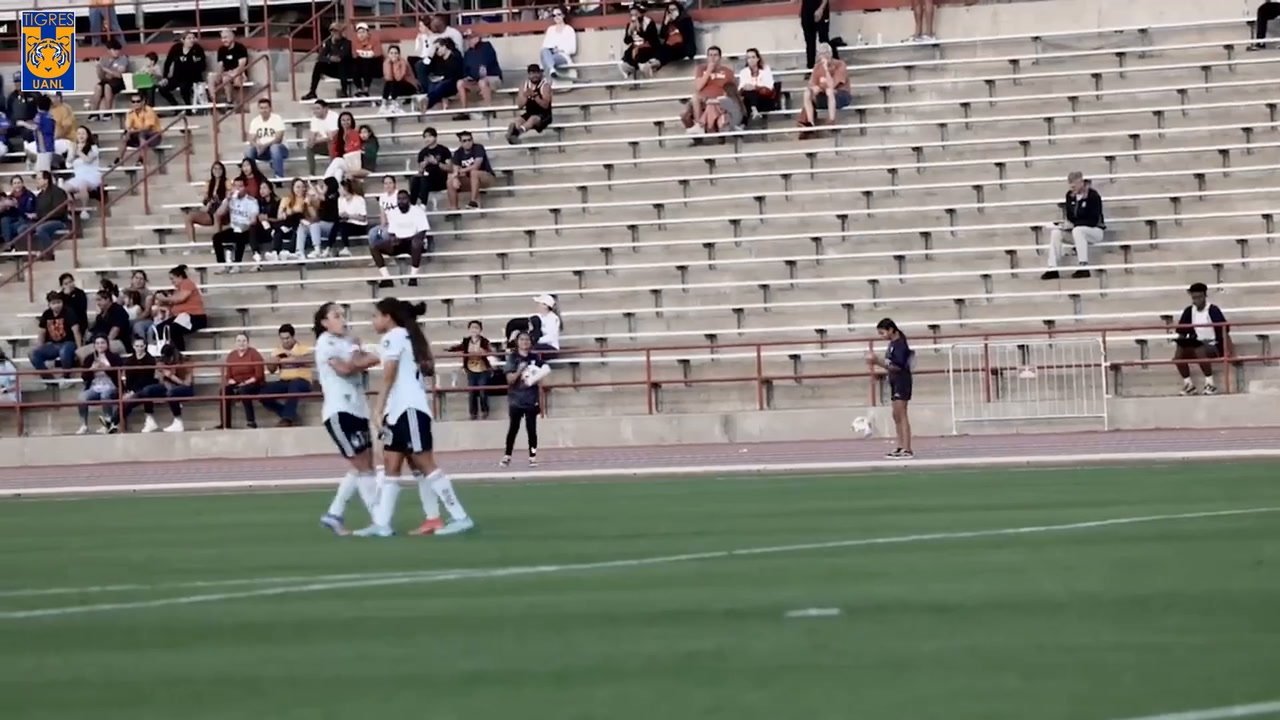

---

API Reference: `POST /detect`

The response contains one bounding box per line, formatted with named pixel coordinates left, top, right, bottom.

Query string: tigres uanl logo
left=20, top=12, right=76, bottom=92
left=25, top=34, right=72, bottom=79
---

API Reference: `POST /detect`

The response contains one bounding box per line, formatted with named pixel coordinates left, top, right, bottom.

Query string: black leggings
left=158, top=81, right=195, bottom=108
left=330, top=221, right=366, bottom=249
left=504, top=406, right=538, bottom=456
left=1259, top=2, right=1280, bottom=40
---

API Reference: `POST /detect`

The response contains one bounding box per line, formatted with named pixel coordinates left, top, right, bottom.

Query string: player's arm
left=329, top=346, right=381, bottom=376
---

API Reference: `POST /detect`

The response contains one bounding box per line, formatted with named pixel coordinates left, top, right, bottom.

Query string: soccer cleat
left=434, top=517, right=475, bottom=536
left=408, top=518, right=445, bottom=536
left=352, top=524, right=394, bottom=538
left=320, top=513, right=350, bottom=536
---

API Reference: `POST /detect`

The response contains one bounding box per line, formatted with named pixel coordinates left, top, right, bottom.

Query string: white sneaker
left=214, top=264, right=231, bottom=274
left=1180, top=379, right=1198, bottom=396
left=75, top=424, right=89, bottom=435
left=318, top=247, right=332, bottom=259
left=227, top=266, right=240, bottom=275
left=435, top=517, right=475, bottom=536
left=141, top=416, right=160, bottom=433
left=95, top=423, right=111, bottom=434
left=685, top=125, right=705, bottom=136
left=352, top=524, right=394, bottom=538
left=1203, top=381, right=1218, bottom=396
left=163, top=418, right=185, bottom=433
left=79, top=209, right=90, bottom=221
left=337, top=247, right=352, bottom=257
left=617, top=61, right=633, bottom=80
left=264, top=251, right=279, bottom=262
left=252, top=252, right=262, bottom=263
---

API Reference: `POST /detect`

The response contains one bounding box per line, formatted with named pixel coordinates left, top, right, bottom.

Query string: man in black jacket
left=1041, top=170, right=1105, bottom=280
left=302, top=22, right=353, bottom=101
left=1173, top=282, right=1228, bottom=396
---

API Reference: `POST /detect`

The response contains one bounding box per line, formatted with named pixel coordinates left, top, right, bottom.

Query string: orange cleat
left=408, top=518, right=445, bottom=536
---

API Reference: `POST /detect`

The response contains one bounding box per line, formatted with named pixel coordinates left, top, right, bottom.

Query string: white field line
left=1112, top=700, right=1280, bottom=720
left=0, top=570, right=461, bottom=599
left=5, top=448, right=1280, bottom=498
left=2, top=506, right=1275, bottom=621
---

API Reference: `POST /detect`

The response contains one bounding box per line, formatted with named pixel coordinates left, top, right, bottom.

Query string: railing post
left=867, top=339, right=877, bottom=407
left=644, top=348, right=654, bottom=414
left=754, top=343, right=764, bottom=410
left=982, top=339, right=993, bottom=403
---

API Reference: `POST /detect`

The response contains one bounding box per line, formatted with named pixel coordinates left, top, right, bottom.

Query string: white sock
left=373, top=480, right=400, bottom=528
left=409, top=266, right=420, bottom=276
left=415, top=471, right=440, bottom=520
left=327, top=471, right=359, bottom=517
left=356, top=471, right=378, bottom=513
left=378, top=266, right=391, bottom=278
left=428, top=469, right=467, bottom=521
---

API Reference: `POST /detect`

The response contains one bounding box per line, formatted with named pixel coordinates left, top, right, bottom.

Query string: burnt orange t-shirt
left=354, top=36, right=377, bottom=59
left=171, top=277, right=205, bottom=316
left=697, top=64, right=734, bottom=99
left=665, top=24, right=684, bottom=48
left=809, top=59, right=849, bottom=90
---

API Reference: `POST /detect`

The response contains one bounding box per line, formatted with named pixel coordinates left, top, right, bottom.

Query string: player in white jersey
left=312, top=302, right=380, bottom=535
left=353, top=298, right=475, bottom=538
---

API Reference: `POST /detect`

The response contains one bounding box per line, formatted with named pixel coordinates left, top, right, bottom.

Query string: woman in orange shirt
left=153, top=264, right=207, bottom=352
left=219, top=332, right=265, bottom=429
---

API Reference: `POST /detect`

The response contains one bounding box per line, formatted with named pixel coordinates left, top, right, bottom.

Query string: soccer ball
left=850, top=416, right=873, bottom=438
left=521, top=363, right=551, bottom=387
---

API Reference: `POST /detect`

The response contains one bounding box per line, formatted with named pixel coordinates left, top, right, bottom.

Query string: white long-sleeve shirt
left=416, top=27, right=465, bottom=58
left=737, top=66, right=775, bottom=92
left=541, top=24, right=577, bottom=56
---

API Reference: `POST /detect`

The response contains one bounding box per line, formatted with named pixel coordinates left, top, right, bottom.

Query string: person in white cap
left=352, top=23, right=383, bottom=98
left=530, top=294, right=561, bottom=359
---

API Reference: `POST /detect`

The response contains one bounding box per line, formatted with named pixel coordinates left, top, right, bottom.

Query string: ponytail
left=376, top=297, right=434, bottom=376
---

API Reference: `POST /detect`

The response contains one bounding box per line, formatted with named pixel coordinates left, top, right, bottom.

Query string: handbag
left=146, top=323, right=171, bottom=358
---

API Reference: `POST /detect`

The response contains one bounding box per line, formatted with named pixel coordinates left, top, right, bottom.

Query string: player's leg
left=321, top=413, right=376, bottom=534
left=404, top=411, right=474, bottom=536
left=354, top=415, right=406, bottom=537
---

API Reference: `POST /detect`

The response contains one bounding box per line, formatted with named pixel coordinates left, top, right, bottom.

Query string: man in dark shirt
left=58, top=272, right=89, bottom=330
left=32, top=170, right=69, bottom=256
left=79, top=289, right=132, bottom=361
left=302, top=22, right=353, bottom=101
left=410, top=127, right=452, bottom=211
left=1041, top=170, right=1105, bottom=281
left=210, top=28, right=250, bottom=105
left=30, top=291, right=82, bottom=380
left=160, top=31, right=207, bottom=108
left=1173, top=282, right=1229, bottom=396
left=447, top=131, right=494, bottom=210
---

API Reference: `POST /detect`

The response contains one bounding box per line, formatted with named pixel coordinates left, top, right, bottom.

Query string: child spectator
left=501, top=331, right=549, bottom=468
left=134, top=52, right=161, bottom=108
left=260, top=323, right=314, bottom=427
left=381, top=45, right=418, bottom=112
left=136, top=343, right=194, bottom=433
left=448, top=320, right=494, bottom=420
left=738, top=49, right=778, bottom=118
left=619, top=3, right=660, bottom=79
left=122, top=289, right=144, bottom=322
left=76, top=335, right=123, bottom=434
left=30, top=290, right=82, bottom=381
left=25, top=95, right=61, bottom=173
left=160, top=31, right=207, bottom=109
left=219, top=332, right=265, bottom=429
left=540, top=7, right=577, bottom=81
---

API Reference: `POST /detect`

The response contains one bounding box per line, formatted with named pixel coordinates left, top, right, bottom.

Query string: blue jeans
left=89, top=7, right=123, bottom=47
left=79, top=386, right=119, bottom=424
left=309, top=221, right=334, bottom=250
left=245, top=143, right=289, bottom=178
left=466, top=369, right=491, bottom=418
left=29, top=341, right=76, bottom=374
left=34, top=220, right=69, bottom=251
left=138, top=382, right=194, bottom=417
left=0, top=216, right=30, bottom=244
left=540, top=48, right=570, bottom=75
left=260, top=378, right=311, bottom=422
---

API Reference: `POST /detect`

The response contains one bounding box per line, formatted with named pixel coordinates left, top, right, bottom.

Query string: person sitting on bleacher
left=160, top=32, right=207, bottom=110
left=77, top=289, right=131, bottom=361
left=456, top=29, right=504, bottom=120
left=4, top=77, right=36, bottom=151
left=61, top=127, right=103, bottom=219
left=31, top=170, right=70, bottom=257
left=352, top=23, right=382, bottom=98
left=49, top=92, right=76, bottom=157
left=420, top=38, right=466, bottom=113
left=1173, top=282, right=1228, bottom=396
left=89, top=40, right=129, bottom=121
left=686, top=46, right=740, bottom=137
left=260, top=323, right=314, bottom=428
left=307, top=177, right=340, bottom=259
left=114, top=94, right=161, bottom=167
left=236, top=158, right=269, bottom=200
left=1040, top=170, right=1104, bottom=281
left=272, top=178, right=310, bottom=260
left=186, top=161, right=227, bottom=240
left=381, top=45, right=418, bottom=113
left=540, top=7, right=577, bottom=83
left=211, top=29, right=251, bottom=106
left=619, top=3, right=660, bottom=80
left=448, top=131, right=494, bottom=210
left=506, top=64, right=553, bottom=145
left=321, top=111, right=360, bottom=183
left=329, top=178, right=367, bottom=258
left=245, top=97, right=289, bottom=178
left=652, top=2, right=697, bottom=76
left=797, top=43, right=850, bottom=130
left=212, top=175, right=260, bottom=274
left=253, top=180, right=279, bottom=264
left=414, top=14, right=465, bottom=75
left=152, top=264, right=207, bottom=352
left=738, top=49, right=778, bottom=119
left=217, top=332, right=265, bottom=430
left=302, top=22, right=354, bottom=102
left=0, top=175, right=37, bottom=247
left=411, top=127, right=452, bottom=212
left=30, top=291, right=82, bottom=382
left=305, top=100, right=339, bottom=177
left=136, top=343, right=194, bottom=433
left=372, top=189, right=431, bottom=289
left=75, top=335, right=123, bottom=435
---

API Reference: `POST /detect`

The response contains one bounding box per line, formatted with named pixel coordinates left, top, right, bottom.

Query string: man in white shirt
left=371, top=189, right=431, bottom=289
left=212, top=176, right=261, bottom=273
left=305, top=99, right=340, bottom=176
left=243, top=97, right=289, bottom=177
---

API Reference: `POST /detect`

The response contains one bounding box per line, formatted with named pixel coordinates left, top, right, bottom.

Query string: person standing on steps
left=1041, top=170, right=1104, bottom=281
left=800, top=0, right=831, bottom=69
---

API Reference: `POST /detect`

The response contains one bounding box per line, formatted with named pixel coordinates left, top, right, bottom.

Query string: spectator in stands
left=531, top=294, right=562, bottom=358
left=50, top=92, right=75, bottom=147
left=322, top=111, right=361, bottom=182
left=75, top=335, right=123, bottom=434
left=0, top=348, right=19, bottom=404
left=414, top=14, right=465, bottom=71
left=211, top=29, right=251, bottom=106
left=136, top=343, right=194, bottom=433
left=619, top=3, right=660, bottom=79
left=800, top=0, right=831, bottom=69
left=687, top=47, right=739, bottom=136
left=245, top=97, right=288, bottom=178
left=5, top=77, right=37, bottom=151
left=30, top=290, right=82, bottom=381
left=381, top=45, right=418, bottom=113
left=134, top=52, right=161, bottom=109
left=330, top=178, right=367, bottom=257
left=61, top=127, right=103, bottom=215
left=908, top=0, right=937, bottom=43
left=540, top=7, right=577, bottom=83
left=31, top=171, right=70, bottom=256
left=88, top=0, right=125, bottom=47
left=305, top=100, right=339, bottom=176
left=456, top=30, right=504, bottom=118
left=114, top=94, right=161, bottom=167
left=122, top=289, right=143, bottom=323
left=411, top=126, right=451, bottom=211
left=1250, top=2, right=1280, bottom=50
left=24, top=95, right=58, bottom=174
left=251, top=180, right=278, bottom=265
left=260, top=323, right=313, bottom=427
left=0, top=175, right=37, bottom=246
left=127, top=270, right=155, bottom=340
left=236, top=158, right=269, bottom=199
left=308, top=176, right=340, bottom=258
left=58, top=272, right=89, bottom=330
left=152, top=264, right=207, bottom=352
left=449, top=320, right=494, bottom=420
left=653, top=2, right=697, bottom=76
left=355, top=125, right=380, bottom=184
left=372, top=189, right=430, bottom=288
left=798, top=43, right=850, bottom=129
left=218, top=332, right=265, bottom=429
left=185, top=161, right=227, bottom=240
left=77, top=288, right=130, bottom=360
left=738, top=48, right=778, bottom=119
left=212, top=176, right=261, bottom=273
left=272, top=178, right=311, bottom=260
left=420, top=38, right=465, bottom=113
left=352, top=23, right=382, bottom=98
left=160, top=31, right=207, bottom=109
left=507, top=64, right=553, bottom=145
left=119, top=337, right=155, bottom=429
left=303, top=22, right=354, bottom=101
left=1041, top=170, right=1104, bottom=281
left=90, top=40, right=129, bottom=120
left=501, top=331, right=546, bottom=467
left=373, top=175, right=399, bottom=231
left=448, top=131, right=494, bottom=210
left=1174, top=282, right=1229, bottom=396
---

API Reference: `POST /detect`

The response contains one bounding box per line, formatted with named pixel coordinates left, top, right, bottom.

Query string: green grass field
left=2, top=464, right=1280, bottom=720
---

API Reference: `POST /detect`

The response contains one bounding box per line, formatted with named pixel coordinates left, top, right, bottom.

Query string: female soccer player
left=354, top=298, right=474, bottom=538
left=313, top=302, right=379, bottom=535
left=866, top=317, right=914, bottom=459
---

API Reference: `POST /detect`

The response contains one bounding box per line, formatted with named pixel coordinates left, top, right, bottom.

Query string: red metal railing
left=0, top=320, right=1270, bottom=436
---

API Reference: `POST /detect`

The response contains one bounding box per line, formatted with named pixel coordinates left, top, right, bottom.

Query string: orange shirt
left=126, top=106, right=160, bottom=133
left=354, top=36, right=377, bottom=59
left=171, top=277, right=206, bottom=317
left=809, top=59, right=849, bottom=90
left=697, top=64, right=734, bottom=99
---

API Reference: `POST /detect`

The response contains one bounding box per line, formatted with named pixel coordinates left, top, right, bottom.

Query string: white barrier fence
left=947, top=337, right=1109, bottom=434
